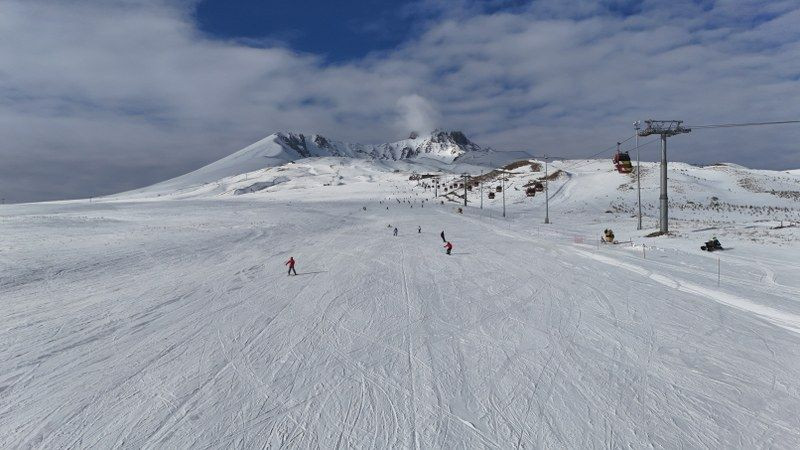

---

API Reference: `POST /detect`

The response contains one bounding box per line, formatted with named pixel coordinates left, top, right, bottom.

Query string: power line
left=556, top=135, right=654, bottom=172
left=688, top=119, right=800, bottom=129
left=531, top=119, right=799, bottom=173
left=560, top=118, right=799, bottom=172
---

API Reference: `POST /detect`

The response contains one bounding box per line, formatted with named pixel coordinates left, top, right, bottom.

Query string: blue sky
left=195, top=0, right=418, bottom=62
left=1, top=0, right=799, bottom=202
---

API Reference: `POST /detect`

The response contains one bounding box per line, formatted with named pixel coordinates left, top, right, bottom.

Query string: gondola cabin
left=525, top=187, right=536, bottom=197
left=488, top=192, right=496, bottom=199
left=613, top=151, right=633, bottom=173
left=495, top=186, right=502, bottom=193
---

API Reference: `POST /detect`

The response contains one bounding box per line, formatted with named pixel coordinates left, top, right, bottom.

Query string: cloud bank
left=1, top=0, right=799, bottom=202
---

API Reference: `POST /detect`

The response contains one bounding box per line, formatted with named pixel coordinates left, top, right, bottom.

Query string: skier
left=285, top=256, right=297, bottom=276
left=418, top=226, right=421, bottom=234
left=440, top=231, right=446, bottom=242
left=444, top=241, right=453, bottom=255
left=393, top=227, right=398, bottom=236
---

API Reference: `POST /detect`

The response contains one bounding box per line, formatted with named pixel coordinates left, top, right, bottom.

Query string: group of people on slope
left=285, top=227, right=455, bottom=276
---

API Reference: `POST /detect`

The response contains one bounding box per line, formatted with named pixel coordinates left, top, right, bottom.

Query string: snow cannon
left=701, top=237, right=723, bottom=252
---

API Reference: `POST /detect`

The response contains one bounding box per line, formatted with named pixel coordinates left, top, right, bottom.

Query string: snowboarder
left=285, top=257, right=297, bottom=276
left=440, top=231, right=446, bottom=242
left=393, top=227, right=398, bottom=236
left=444, top=241, right=453, bottom=255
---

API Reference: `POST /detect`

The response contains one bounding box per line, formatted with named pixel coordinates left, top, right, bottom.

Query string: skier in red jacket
left=444, top=241, right=453, bottom=255
left=285, top=257, right=297, bottom=275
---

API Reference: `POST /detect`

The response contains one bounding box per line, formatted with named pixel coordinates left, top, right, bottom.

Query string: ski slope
left=3, top=172, right=800, bottom=447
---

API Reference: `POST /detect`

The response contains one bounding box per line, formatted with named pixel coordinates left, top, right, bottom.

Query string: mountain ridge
left=134, top=129, right=493, bottom=194
left=271, top=129, right=487, bottom=161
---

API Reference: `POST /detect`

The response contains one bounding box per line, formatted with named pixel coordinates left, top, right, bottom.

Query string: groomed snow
left=2, top=157, right=800, bottom=447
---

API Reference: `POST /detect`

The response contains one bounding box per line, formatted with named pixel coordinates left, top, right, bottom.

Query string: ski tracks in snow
left=4, top=199, right=800, bottom=447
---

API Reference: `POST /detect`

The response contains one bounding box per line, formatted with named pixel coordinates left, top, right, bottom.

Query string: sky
left=1, top=0, right=799, bottom=203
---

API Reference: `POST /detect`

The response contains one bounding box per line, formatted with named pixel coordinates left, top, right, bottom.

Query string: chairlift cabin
left=488, top=192, right=496, bottom=199
left=525, top=187, right=536, bottom=197
left=613, top=151, right=633, bottom=173
left=495, top=186, right=502, bottom=193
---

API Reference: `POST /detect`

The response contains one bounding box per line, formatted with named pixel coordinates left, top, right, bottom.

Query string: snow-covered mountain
left=281, top=130, right=485, bottom=161
left=141, top=130, right=490, bottom=194
left=6, top=125, right=800, bottom=448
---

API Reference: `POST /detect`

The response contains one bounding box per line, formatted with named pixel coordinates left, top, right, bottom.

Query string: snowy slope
left=3, top=143, right=800, bottom=447
left=2, top=180, right=800, bottom=447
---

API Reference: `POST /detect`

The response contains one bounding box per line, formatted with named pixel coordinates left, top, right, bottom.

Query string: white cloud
left=397, top=94, right=440, bottom=135
left=1, top=0, right=799, bottom=201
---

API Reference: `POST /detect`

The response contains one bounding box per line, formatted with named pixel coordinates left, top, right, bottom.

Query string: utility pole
left=544, top=155, right=550, bottom=224
left=637, top=120, right=691, bottom=234
left=461, top=173, right=469, bottom=207
left=634, top=121, right=642, bottom=230
left=502, top=175, right=506, bottom=218
left=479, top=172, right=483, bottom=209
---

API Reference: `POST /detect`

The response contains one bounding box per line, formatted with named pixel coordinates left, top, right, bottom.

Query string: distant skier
left=418, top=226, right=421, bottom=234
left=285, top=257, right=297, bottom=276
left=393, top=227, right=398, bottom=236
left=440, top=231, right=446, bottom=242
left=444, top=241, right=453, bottom=255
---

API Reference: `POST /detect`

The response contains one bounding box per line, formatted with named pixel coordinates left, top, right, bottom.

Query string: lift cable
left=688, top=119, right=800, bottom=129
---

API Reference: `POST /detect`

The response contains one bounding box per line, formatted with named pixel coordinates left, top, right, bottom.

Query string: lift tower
left=637, top=120, right=691, bottom=234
